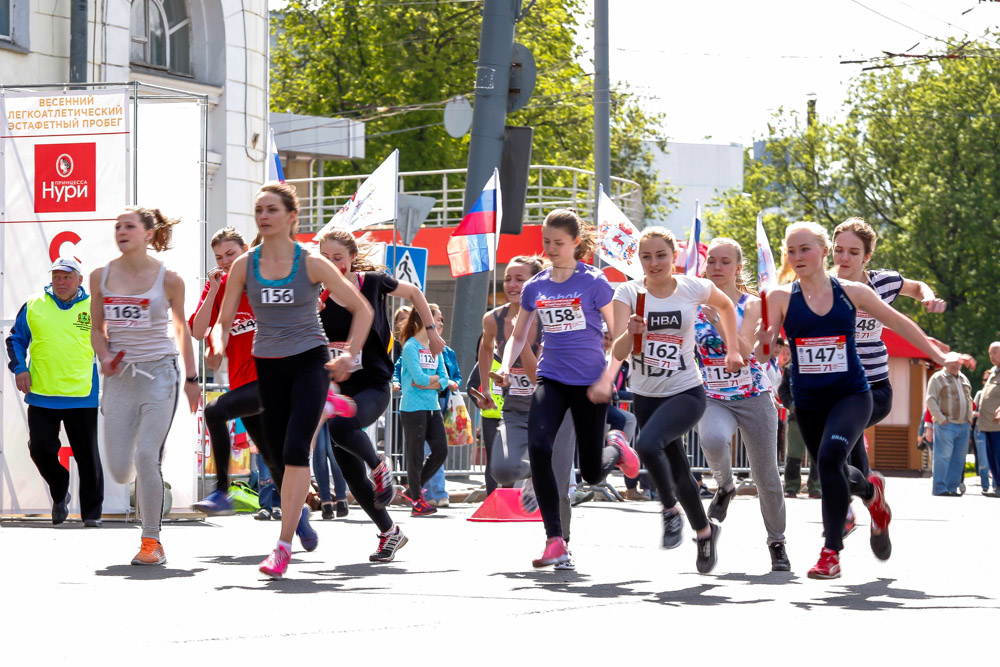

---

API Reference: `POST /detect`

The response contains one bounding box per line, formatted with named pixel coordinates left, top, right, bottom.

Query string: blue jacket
left=398, top=337, right=447, bottom=412
left=6, top=285, right=99, bottom=409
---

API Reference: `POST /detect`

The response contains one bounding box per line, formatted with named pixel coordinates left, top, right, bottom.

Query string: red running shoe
left=807, top=547, right=841, bottom=579
left=608, top=429, right=640, bottom=478
left=865, top=471, right=892, bottom=560
left=411, top=495, right=437, bottom=517
left=323, top=383, right=357, bottom=419
left=532, top=537, right=569, bottom=568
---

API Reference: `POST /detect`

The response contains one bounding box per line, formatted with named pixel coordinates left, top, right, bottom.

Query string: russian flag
left=267, top=127, right=285, bottom=183
left=447, top=168, right=503, bottom=278
left=685, top=200, right=702, bottom=276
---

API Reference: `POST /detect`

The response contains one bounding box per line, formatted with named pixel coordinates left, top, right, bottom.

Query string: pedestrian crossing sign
left=385, top=245, right=428, bottom=292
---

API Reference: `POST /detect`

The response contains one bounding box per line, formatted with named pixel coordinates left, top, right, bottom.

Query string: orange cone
left=467, top=488, right=542, bottom=522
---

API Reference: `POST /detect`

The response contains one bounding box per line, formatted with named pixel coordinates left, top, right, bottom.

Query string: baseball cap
left=51, top=257, right=82, bottom=274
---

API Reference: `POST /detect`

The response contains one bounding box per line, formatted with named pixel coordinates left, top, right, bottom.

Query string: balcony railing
left=286, top=164, right=643, bottom=235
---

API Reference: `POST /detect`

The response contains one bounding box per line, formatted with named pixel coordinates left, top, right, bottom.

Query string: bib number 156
left=261, top=287, right=294, bottom=304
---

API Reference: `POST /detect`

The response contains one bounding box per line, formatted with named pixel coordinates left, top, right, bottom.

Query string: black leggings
left=633, top=387, right=709, bottom=532
left=849, top=379, right=893, bottom=477
left=796, top=391, right=874, bottom=552
left=528, top=377, right=614, bottom=539
left=328, top=383, right=393, bottom=532
left=204, top=381, right=266, bottom=492
left=400, top=410, right=448, bottom=500
left=254, top=346, right=329, bottom=473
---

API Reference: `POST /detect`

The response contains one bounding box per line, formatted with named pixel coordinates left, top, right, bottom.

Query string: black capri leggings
left=849, top=379, right=893, bottom=477
left=528, top=377, right=615, bottom=539
left=400, top=409, right=448, bottom=500
left=254, top=346, right=329, bottom=469
left=633, top=386, right=709, bottom=533
left=796, top=390, right=873, bottom=552
left=204, top=380, right=266, bottom=493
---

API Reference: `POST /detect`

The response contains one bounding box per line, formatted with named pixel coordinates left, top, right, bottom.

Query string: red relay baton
left=633, top=290, right=646, bottom=356
left=110, top=349, right=125, bottom=372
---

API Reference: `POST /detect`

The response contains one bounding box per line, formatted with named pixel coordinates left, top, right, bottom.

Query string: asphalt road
left=2, top=475, right=996, bottom=662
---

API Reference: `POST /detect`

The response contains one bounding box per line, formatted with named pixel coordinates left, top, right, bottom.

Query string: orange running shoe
left=131, top=537, right=166, bottom=566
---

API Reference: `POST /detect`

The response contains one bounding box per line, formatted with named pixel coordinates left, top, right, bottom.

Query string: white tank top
left=101, top=261, right=177, bottom=363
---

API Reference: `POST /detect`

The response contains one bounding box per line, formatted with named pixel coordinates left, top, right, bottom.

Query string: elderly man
left=5, top=257, right=104, bottom=525
left=976, top=342, right=1000, bottom=496
left=926, top=352, right=975, bottom=496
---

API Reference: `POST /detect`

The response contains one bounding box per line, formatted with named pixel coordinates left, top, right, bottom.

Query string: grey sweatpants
left=696, top=393, right=786, bottom=544
left=491, top=408, right=576, bottom=540
left=103, top=356, right=179, bottom=540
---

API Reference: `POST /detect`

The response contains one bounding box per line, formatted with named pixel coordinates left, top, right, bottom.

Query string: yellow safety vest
left=481, top=358, right=505, bottom=419
left=25, top=294, right=94, bottom=397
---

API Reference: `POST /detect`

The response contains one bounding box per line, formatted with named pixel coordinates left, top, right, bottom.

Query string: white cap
left=51, top=257, right=82, bottom=274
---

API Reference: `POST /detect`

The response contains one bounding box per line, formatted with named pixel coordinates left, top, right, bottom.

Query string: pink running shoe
left=323, top=383, right=357, bottom=419
left=532, top=537, right=569, bottom=568
left=865, top=471, right=892, bottom=561
left=608, top=429, right=640, bottom=478
left=259, top=544, right=291, bottom=579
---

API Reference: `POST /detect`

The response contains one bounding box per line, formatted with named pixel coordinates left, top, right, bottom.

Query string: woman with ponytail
left=90, top=207, right=201, bottom=566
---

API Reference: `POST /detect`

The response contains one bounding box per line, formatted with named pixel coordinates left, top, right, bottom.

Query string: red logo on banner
left=34, top=143, right=97, bottom=213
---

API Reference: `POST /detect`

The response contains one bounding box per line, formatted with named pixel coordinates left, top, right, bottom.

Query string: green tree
left=270, top=0, right=673, bottom=219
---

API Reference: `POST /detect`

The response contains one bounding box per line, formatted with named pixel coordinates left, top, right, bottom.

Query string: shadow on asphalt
left=492, top=570, right=653, bottom=599
left=714, top=571, right=801, bottom=586
left=792, top=577, right=996, bottom=611
left=95, top=565, right=207, bottom=580
left=208, top=561, right=460, bottom=594
left=648, top=583, right=773, bottom=606
left=0, top=520, right=135, bottom=529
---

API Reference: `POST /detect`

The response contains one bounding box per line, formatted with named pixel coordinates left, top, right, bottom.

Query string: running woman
left=189, top=227, right=265, bottom=516
left=611, top=227, right=745, bottom=574
left=218, top=183, right=373, bottom=579
left=758, top=221, right=972, bottom=579
left=496, top=209, right=639, bottom=569
left=90, top=207, right=201, bottom=566
left=316, top=227, right=444, bottom=561
left=694, top=238, right=789, bottom=571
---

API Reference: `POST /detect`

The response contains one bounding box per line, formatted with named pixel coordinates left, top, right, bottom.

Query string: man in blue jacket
left=6, top=257, right=104, bottom=526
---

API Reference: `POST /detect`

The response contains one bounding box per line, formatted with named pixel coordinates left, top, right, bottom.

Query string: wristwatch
left=425, top=324, right=437, bottom=330
left=186, top=374, right=201, bottom=384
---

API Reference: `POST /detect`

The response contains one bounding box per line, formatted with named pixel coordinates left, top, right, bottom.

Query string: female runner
left=693, top=237, right=788, bottom=571
left=759, top=221, right=971, bottom=579
left=90, top=207, right=200, bottom=565
left=611, top=227, right=745, bottom=574
left=316, top=228, right=444, bottom=560
left=218, top=183, right=373, bottom=578
left=497, top=209, right=639, bottom=568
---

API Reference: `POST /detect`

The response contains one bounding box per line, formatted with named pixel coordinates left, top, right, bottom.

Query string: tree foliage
left=270, top=0, right=674, bottom=219
left=706, top=40, right=1000, bottom=377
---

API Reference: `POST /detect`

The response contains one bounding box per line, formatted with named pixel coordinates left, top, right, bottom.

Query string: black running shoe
left=708, top=485, right=736, bottom=522
left=695, top=520, right=722, bottom=574
left=369, top=526, right=409, bottom=562
left=769, top=541, right=791, bottom=572
left=662, top=509, right=684, bottom=549
left=336, top=500, right=349, bottom=518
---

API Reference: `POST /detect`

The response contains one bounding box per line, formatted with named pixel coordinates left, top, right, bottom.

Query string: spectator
left=425, top=304, right=461, bottom=507
left=5, top=257, right=104, bottom=526
left=974, top=342, right=1000, bottom=496
left=926, top=352, right=975, bottom=496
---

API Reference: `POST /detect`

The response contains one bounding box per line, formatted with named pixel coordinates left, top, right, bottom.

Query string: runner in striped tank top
left=832, top=218, right=950, bottom=530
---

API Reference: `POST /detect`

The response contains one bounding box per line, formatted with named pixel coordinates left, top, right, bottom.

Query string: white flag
left=313, top=149, right=399, bottom=239
left=596, top=189, right=643, bottom=280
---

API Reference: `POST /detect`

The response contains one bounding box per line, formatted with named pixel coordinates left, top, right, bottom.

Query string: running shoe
left=571, top=488, right=594, bottom=506
left=254, top=508, right=272, bottom=521
left=336, top=500, right=349, bottom=517
left=272, top=507, right=282, bottom=520
left=769, top=541, right=791, bottom=572
left=369, top=526, right=409, bottom=562
left=321, top=502, right=334, bottom=521
left=695, top=520, right=721, bottom=574
left=192, top=489, right=235, bottom=516
left=662, top=509, right=684, bottom=549
left=295, top=505, right=319, bottom=552
left=625, top=488, right=652, bottom=501
left=784, top=490, right=797, bottom=499
left=807, top=547, right=841, bottom=579
left=370, top=455, right=397, bottom=510
left=323, top=383, right=357, bottom=419
left=532, top=536, right=569, bottom=568
left=707, top=484, right=736, bottom=522
left=411, top=495, right=437, bottom=516
left=520, top=477, right=539, bottom=514
left=131, top=537, right=166, bottom=566
left=554, top=550, right=576, bottom=571
left=259, top=544, right=291, bottom=579
left=843, top=506, right=857, bottom=538
left=607, top=429, right=641, bottom=478
left=865, top=471, right=892, bottom=561
left=427, top=497, right=450, bottom=508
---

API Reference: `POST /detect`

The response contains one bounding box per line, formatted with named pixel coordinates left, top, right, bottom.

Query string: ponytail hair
left=316, top=228, right=387, bottom=272
left=257, top=182, right=300, bottom=238
left=400, top=307, right=425, bottom=345
left=542, top=209, right=596, bottom=261
left=127, top=206, right=179, bottom=252
left=211, top=226, right=245, bottom=249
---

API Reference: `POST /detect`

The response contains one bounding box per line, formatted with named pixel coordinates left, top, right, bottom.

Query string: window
left=130, top=0, right=191, bottom=76
left=1, top=0, right=11, bottom=40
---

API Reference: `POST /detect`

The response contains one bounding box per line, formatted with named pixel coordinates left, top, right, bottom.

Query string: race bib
left=418, top=348, right=437, bottom=370
left=641, top=333, right=683, bottom=369
left=508, top=368, right=535, bottom=396
left=329, top=341, right=363, bottom=369
left=103, top=297, right=150, bottom=329
left=855, top=308, right=883, bottom=341
left=795, top=336, right=848, bottom=374
left=260, top=287, right=294, bottom=305
left=536, top=297, right=586, bottom=333
left=703, top=357, right=752, bottom=391
left=230, top=313, right=257, bottom=337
